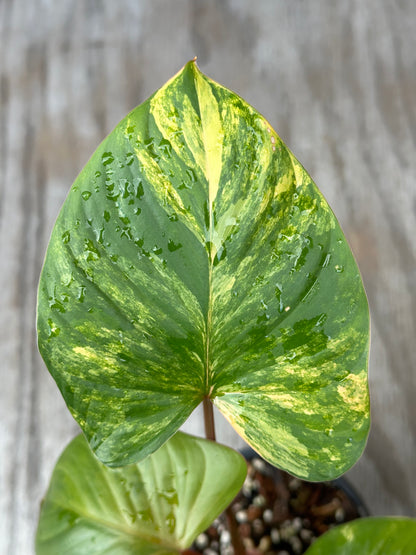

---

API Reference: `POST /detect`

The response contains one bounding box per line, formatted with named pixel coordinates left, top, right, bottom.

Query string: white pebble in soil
left=220, top=530, right=231, bottom=545
left=195, top=533, right=209, bottom=550
left=280, top=521, right=296, bottom=540
left=232, top=501, right=243, bottom=513
left=217, top=523, right=226, bottom=533
left=252, top=518, right=264, bottom=536
left=292, top=517, right=302, bottom=532
left=288, top=478, right=301, bottom=491
left=252, top=458, right=267, bottom=472
left=270, top=528, right=280, bottom=544
left=235, top=510, right=248, bottom=523
left=243, top=538, right=255, bottom=550
left=242, top=479, right=254, bottom=496
left=252, top=479, right=260, bottom=490
left=300, top=528, right=314, bottom=543
left=289, top=535, right=303, bottom=554
left=259, top=535, right=271, bottom=552
left=252, top=494, right=266, bottom=507
left=335, top=507, right=346, bottom=522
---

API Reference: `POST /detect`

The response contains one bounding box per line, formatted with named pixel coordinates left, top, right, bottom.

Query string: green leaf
left=37, top=59, right=370, bottom=479
left=36, top=432, right=247, bottom=555
left=304, top=517, right=416, bottom=554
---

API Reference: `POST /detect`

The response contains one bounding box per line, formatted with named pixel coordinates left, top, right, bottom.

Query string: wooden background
left=1, top=1, right=415, bottom=553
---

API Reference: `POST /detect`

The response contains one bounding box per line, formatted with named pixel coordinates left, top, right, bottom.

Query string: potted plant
left=35, top=59, right=415, bottom=554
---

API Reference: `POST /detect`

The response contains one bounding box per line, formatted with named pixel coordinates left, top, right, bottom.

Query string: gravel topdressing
left=191, top=453, right=367, bottom=555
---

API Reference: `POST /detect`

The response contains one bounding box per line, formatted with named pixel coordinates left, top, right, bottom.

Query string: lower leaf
left=304, top=517, right=416, bottom=555
left=36, top=432, right=247, bottom=554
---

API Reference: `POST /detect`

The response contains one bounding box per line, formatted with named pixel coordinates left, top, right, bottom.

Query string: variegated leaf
left=36, top=432, right=247, bottom=554
left=37, top=60, right=370, bottom=479
left=304, top=517, right=416, bottom=555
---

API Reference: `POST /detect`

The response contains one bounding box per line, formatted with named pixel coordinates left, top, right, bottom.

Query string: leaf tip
left=186, top=56, right=198, bottom=70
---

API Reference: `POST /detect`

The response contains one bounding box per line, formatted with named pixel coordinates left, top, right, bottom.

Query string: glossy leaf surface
left=36, top=432, right=247, bottom=554
left=304, top=517, right=416, bottom=554
left=37, top=60, right=370, bottom=478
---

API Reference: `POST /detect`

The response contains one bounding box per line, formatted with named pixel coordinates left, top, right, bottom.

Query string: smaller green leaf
left=304, top=517, right=416, bottom=555
left=36, top=432, right=247, bottom=555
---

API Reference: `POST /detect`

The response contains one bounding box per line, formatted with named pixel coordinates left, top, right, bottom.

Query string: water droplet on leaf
left=125, top=152, right=135, bottom=166
left=102, top=152, right=114, bottom=166
left=135, top=180, right=144, bottom=199
left=322, top=253, right=331, bottom=267
left=47, top=319, right=60, bottom=338
left=159, top=138, right=172, bottom=157
left=167, top=239, right=182, bottom=252
left=77, top=286, right=86, bottom=303
left=186, top=167, right=197, bottom=182
left=61, top=230, right=70, bottom=244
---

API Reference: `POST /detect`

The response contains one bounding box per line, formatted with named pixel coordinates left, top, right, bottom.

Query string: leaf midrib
left=192, top=63, right=217, bottom=397
left=48, top=499, right=181, bottom=552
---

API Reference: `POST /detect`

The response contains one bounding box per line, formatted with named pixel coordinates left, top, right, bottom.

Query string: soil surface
left=191, top=454, right=367, bottom=555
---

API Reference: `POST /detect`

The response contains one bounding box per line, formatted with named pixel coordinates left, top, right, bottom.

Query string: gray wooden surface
left=1, top=1, right=415, bottom=553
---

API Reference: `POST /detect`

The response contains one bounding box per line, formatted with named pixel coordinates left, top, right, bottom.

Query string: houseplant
left=35, top=58, right=380, bottom=553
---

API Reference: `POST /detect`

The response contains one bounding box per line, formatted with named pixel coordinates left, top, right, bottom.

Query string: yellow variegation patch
left=337, top=372, right=368, bottom=412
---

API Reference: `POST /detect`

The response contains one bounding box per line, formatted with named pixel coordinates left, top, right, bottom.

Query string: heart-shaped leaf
left=36, top=432, right=247, bottom=554
left=304, top=517, right=416, bottom=554
left=37, top=60, right=370, bottom=479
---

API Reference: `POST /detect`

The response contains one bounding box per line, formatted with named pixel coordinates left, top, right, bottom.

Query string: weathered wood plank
left=1, top=1, right=415, bottom=553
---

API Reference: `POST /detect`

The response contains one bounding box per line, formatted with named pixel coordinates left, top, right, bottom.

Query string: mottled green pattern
left=304, top=517, right=416, bottom=554
left=36, top=432, right=247, bottom=555
left=37, top=60, right=370, bottom=478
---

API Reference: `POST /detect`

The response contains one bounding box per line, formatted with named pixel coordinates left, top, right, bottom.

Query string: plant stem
left=202, top=396, right=246, bottom=555
left=203, top=396, right=216, bottom=441
left=225, top=506, right=246, bottom=555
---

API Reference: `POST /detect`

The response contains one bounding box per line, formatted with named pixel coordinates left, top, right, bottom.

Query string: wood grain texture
left=1, top=1, right=415, bottom=553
